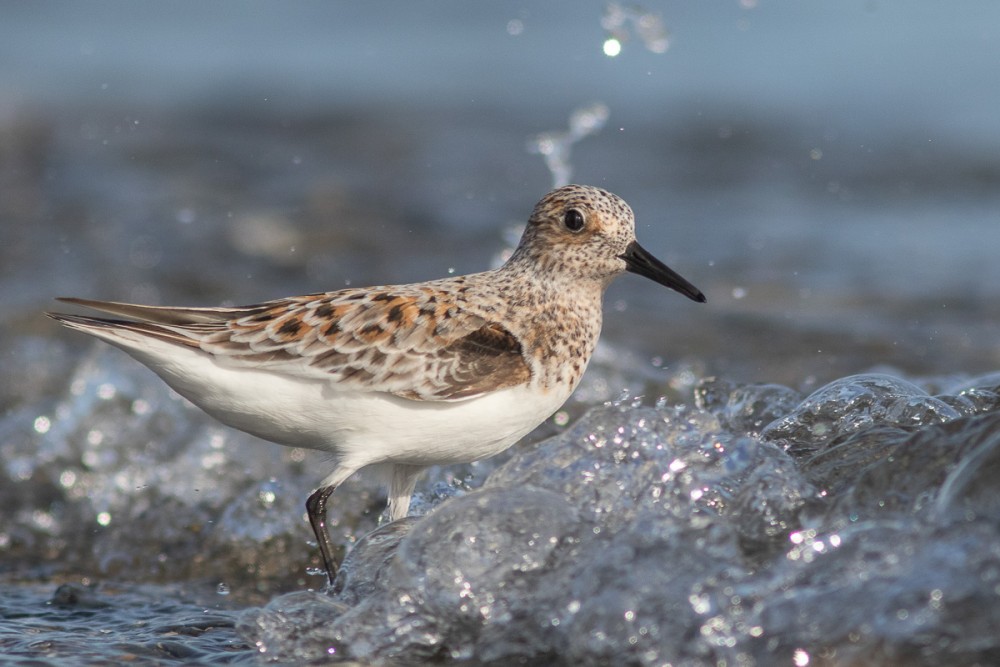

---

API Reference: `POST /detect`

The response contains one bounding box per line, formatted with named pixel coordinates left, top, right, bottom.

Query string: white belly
left=111, top=332, right=570, bottom=471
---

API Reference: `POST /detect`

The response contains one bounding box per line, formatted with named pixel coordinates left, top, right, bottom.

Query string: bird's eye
left=563, top=209, right=585, bottom=232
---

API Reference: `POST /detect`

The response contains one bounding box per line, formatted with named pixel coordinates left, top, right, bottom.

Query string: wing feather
left=51, top=289, right=532, bottom=401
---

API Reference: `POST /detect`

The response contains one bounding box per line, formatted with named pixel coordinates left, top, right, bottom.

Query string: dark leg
left=306, top=485, right=339, bottom=586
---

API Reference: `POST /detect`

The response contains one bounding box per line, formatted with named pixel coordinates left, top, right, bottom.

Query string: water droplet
left=33, top=416, right=51, bottom=434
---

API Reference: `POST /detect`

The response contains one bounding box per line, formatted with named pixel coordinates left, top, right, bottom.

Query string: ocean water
left=3, top=2, right=1000, bottom=665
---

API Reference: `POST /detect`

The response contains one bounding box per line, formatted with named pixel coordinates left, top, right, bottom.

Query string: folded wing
left=49, top=288, right=532, bottom=401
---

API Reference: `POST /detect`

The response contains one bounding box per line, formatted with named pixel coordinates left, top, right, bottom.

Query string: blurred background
left=2, top=3, right=1000, bottom=661
left=2, top=1, right=998, bottom=392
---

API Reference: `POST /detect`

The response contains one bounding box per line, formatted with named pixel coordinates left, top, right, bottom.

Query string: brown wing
left=394, top=322, right=531, bottom=400
left=54, top=286, right=532, bottom=401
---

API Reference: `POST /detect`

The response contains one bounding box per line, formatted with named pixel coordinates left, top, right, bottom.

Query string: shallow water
left=3, top=3, right=1000, bottom=665
left=242, top=376, right=1000, bottom=665
left=0, top=582, right=251, bottom=664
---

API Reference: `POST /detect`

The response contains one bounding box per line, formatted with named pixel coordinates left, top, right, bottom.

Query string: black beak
left=620, top=241, right=706, bottom=303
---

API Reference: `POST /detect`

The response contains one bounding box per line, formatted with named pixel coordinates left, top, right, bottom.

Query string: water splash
left=526, top=102, right=610, bottom=188
left=600, top=3, right=670, bottom=57
left=236, top=371, right=1000, bottom=664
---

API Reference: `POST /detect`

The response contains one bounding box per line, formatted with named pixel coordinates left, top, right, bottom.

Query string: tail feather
left=54, top=297, right=263, bottom=325
left=46, top=311, right=201, bottom=348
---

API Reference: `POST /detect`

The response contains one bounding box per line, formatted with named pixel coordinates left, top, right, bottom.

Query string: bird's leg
left=305, top=485, right=339, bottom=586
left=386, top=464, right=424, bottom=522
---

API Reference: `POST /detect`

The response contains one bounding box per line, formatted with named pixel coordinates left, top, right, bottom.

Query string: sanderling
left=48, top=184, right=705, bottom=584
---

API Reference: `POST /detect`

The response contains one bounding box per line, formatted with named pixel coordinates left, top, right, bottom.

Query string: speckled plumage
left=47, top=184, right=705, bottom=584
